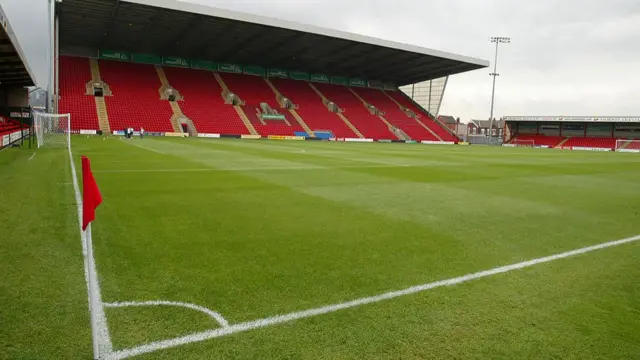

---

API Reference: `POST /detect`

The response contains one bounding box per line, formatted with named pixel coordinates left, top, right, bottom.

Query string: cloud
left=188, top=0, right=640, bottom=119
left=2, top=0, right=49, bottom=88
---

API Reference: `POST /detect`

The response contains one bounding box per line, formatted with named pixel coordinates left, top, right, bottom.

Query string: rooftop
left=59, top=0, right=489, bottom=86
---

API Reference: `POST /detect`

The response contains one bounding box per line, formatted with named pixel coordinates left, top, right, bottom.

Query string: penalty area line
left=107, top=234, right=640, bottom=360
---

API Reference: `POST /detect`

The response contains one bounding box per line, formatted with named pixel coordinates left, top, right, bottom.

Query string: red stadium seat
left=269, top=79, right=357, bottom=138
left=353, top=87, right=439, bottom=141
left=163, top=67, right=249, bottom=135
left=98, top=60, right=174, bottom=133
left=219, top=73, right=303, bottom=136
left=562, top=137, right=616, bottom=150
left=59, top=56, right=100, bottom=132
left=385, top=90, right=459, bottom=142
left=314, top=83, right=395, bottom=140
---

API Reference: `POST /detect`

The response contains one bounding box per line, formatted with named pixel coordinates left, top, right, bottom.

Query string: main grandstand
left=504, top=116, right=640, bottom=152
left=56, top=0, right=488, bottom=143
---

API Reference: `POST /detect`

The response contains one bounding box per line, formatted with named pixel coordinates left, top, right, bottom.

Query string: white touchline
left=106, top=234, right=640, bottom=360
left=68, top=147, right=114, bottom=355
left=104, top=301, right=229, bottom=328
left=123, top=139, right=166, bottom=154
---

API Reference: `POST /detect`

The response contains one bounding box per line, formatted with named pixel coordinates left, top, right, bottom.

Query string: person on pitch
left=140, top=127, right=145, bottom=139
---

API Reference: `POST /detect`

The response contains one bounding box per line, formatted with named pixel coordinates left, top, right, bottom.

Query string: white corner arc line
left=106, top=234, right=640, bottom=360
left=68, top=147, right=113, bottom=355
left=104, top=301, right=229, bottom=328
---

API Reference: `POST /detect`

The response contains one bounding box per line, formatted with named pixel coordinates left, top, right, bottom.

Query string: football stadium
left=1, top=1, right=639, bottom=359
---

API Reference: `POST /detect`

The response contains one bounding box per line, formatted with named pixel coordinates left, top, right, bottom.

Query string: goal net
left=34, top=112, right=71, bottom=149
left=512, top=139, right=535, bottom=147
left=615, top=139, right=640, bottom=153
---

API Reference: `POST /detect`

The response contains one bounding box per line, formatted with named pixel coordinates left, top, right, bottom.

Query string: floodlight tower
left=488, top=36, right=510, bottom=143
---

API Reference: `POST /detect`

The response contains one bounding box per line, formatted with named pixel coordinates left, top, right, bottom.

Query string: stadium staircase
left=264, top=78, right=315, bottom=137
left=270, top=79, right=359, bottom=138
left=162, top=67, right=251, bottom=136
left=384, top=90, right=459, bottom=142
left=59, top=56, right=101, bottom=132
left=414, top=118, right=443, bottom=141
left=169, top=101, right=197, bottom=136
left=432, top=116, right=461, bottom=140
left=307, top=82, right=363, bottom=137
left=88, top=59, right=111, bottom=133
left=383, top=90, right=419, bottom=118
left=155, top=66, right=187, bottom=134
left=555, top=138, right=570, bottom=148
left=381, top=90, right=443, bottom=141
left=347, top=88, right=402, bottom=140
left=155, top=66, right=182, bottom=100
left=213, top=73, right=259, bottom=136
left=98, top=60, right=174, bottom=133
left=353, top=87, right=440, bottom=141
left=336, top=112, right=364, bottom=138
left=314, top=83, right=394, bottom=140
left=219, top=73, right=304, bottom=136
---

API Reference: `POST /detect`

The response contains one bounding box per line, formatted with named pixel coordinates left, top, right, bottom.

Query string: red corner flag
left=82, top=156, right=103, bottom=231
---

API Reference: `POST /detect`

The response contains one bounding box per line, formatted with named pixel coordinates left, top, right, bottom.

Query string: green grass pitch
left=1, top=136, right=639, bottom=359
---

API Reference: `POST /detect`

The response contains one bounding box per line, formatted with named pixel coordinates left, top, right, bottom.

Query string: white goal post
left=34, top=112, right=71, bottom=149
left=615, top=139, right=640, bottom=153
left=512, top=139, right=535, bottom=147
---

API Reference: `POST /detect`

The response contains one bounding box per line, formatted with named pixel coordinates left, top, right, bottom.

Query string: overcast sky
left=3, top=0, right=640, bottom=121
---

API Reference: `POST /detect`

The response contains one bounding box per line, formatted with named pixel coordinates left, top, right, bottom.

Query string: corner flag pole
left=81, top=156, right=103, bottom=359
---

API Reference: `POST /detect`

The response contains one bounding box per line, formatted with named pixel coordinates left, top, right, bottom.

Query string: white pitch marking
left=67, top=146, right=113, bottom=354
left=104, top=301, right=229, bottom=328
left=124, top=140, right=166, bottom=154
left=93, top=164, right=399, bottom=173
left=27, top=152, right=36, bottom=161
left=344, top=157, right=410, bottom=167
left=107, top=234, right=640, bottom=360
